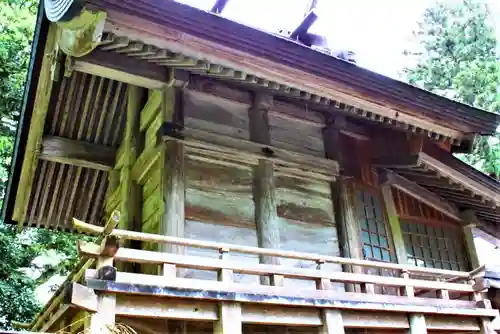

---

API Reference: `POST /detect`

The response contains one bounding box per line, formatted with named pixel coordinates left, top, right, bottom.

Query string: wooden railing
left=23, top=211, right=499, bottom=333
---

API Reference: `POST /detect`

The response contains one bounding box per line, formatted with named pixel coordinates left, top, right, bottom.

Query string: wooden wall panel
left=184, top=90, right=250, bottom=139
left=268, top=112, right=324, bottom=157
left=184, top=220, right=260, bottom=284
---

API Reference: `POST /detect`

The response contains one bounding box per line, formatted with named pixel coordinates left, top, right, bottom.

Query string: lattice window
left=355, top=189, right=393, bottom=263
left=401, top=220, right=469, bottom=271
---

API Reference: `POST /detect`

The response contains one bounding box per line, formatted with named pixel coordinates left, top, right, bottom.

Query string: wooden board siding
left=27, top=72, right=128, bottom=230
left=183, top=158, right=342, bottom=287
left=268, top=112, right=324, bottom=157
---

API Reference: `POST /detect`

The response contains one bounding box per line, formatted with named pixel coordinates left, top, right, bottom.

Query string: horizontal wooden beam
left=84, top=277, right=497, bottom=317
left=380, top=170, right=461, bottom=221
left=159, top=124, right=339, bottom=182
left=372, top=154, right=422, bottom=169
left=65, top=283, right=481, bottom=331
left=39, top=135, right=116, bottom=171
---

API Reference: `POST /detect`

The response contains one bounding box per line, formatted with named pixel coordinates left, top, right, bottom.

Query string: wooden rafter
left=379, top=170, right=460, bottom=221
left=13, top=23, right=59, bottom=225
left=210, top=0, right=230, bottom=14
left=39, top=135, right=117, bottom=171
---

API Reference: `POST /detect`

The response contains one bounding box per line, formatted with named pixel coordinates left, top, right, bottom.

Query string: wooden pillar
left=13, top=23, right=60, bottom=224
left=214, top=302, right=242, bottom=334
left=120, top=86, right=144, bottom=231
left=159, top=85, right=185, bottom=260
left=88, top=254, right=116, bottom=334
left=323, top=119, right=363, bottom=291
left=408, top=314, right=427, bottom=334
left=319, top=310, right=344, bottom=334
left=381, top=184, right=408, bottom=265
left=461, top=210, right=481, bottom=269
left=249, top=94, right=280, bottom=282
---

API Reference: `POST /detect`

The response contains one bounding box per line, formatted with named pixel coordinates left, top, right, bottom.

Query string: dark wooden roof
left=374, top=144, right=500, bottom=233
left=87, top=0, right=500, bottom=139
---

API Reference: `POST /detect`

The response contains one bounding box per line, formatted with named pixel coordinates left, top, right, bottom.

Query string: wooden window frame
left=351, top=181, right=397, bottom=264
left=400, top=218, right=469, bottom=271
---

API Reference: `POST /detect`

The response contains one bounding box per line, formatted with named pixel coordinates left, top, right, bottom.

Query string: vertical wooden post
left=13, top=23, right=60, bottom=224
left=216, top=248, right=242, bottom=334
left=88, top=255, right=116, bottom=334
left=119, top=86, right=145, bottom=272
left=316, top=261, right=344, bottom=334
left=159, top=84, right=185, bottom=273
left=409, top=314, right=427, bottom=334
left=249, top=94, right=280, bottom=285
left=121, top=86, right=145, bottom=229
left=323, top=119, right=363, bottom=292
left=461, top=210, right=481, bottom=269
left=380, top=183, right=408, bottom=265
left=214, top=302, right=242, bottom=334
left=319, top=310, right=345, bottom=334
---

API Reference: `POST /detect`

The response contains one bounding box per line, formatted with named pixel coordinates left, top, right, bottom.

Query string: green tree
left=404, top=0, right=500, bottom=176
left=0, top=1, right=85, bottom=329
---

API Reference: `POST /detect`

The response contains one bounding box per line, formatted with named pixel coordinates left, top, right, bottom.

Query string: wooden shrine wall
left=104, top=87, right=342, bottom=282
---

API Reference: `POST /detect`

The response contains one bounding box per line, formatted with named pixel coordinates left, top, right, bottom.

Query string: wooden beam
left=420, top=152, right=500, bottom=204
left=214, top=302, right=242, bottom=334
left=380, top=170, right=460, bottom=221
left=372, top=155, right=422, bottom=169
left=324, top=121, right=364, bottom=292
left=85, top=278, right=498, bottom=317
left=381, top=184, right=408, bottom=264
left=160, top=125, right=338, bottom=182
left=289, top=8, right=318, bottom=41
left=75, top=220, right=474, bottom=279
left=210, top=0, right=230, bottom=14
left=319, top=310, right=344, bottom=334
left=13, top=23, right=59, bottom=224
left=159, top=85, right=185, bottom=257
left=461, top=210, right=481, bottom=269
left=249, top=94, right=280, bottom=283
left=39, top=135, right=116, bottom=171
left=81, top=248, right=475, bottom=293
left=409, top=314, right=427, bottom=334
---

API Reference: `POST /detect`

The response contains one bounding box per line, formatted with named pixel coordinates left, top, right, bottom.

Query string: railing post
left=316, top=260, right=332, bottom=290
left=400, top=270, right=414, bottom=297
left=215, top=248, right=241, bottom=334
left=319, top=310, right=345, bottom=334
left=88, top=245, right=117, bottom=334
left=316, top=260, right=344, bottom=334
left=436, top=278, right=449, bottom=300
left=217, top=248, right=233, bottom=283
left=409, top=314, right=427, bottom=334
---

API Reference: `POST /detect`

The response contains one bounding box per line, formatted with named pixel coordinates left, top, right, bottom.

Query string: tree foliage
left=404, top=0, right=500, bottom=176
left=0, top=1, right=84, bottom=330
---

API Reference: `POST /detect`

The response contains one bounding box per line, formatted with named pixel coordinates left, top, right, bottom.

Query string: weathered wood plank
left=39, top=135, right=116, bottom=171
left=215, top=302, right=242, bottom=334
left=159, top=85, right=185, bottom=258
left=85, top=278, right=497, bottom=317
left=80, top=247, right=474, bottom=293
left=13, top=23, right=59, bottom=224
left=319, top=310, right=344, bottom=334
left=74, top=221, right=473, bottom=279
left=461, top=210, right=481, bottom=269
left=409, top=313, right=427, bottom=334
left=380, top=170, right=460, bottom=221
left=381, top=184, right=408, bottom=264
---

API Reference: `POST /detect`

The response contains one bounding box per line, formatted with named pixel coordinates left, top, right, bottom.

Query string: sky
left=177, top=0, right=433, bottom=78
